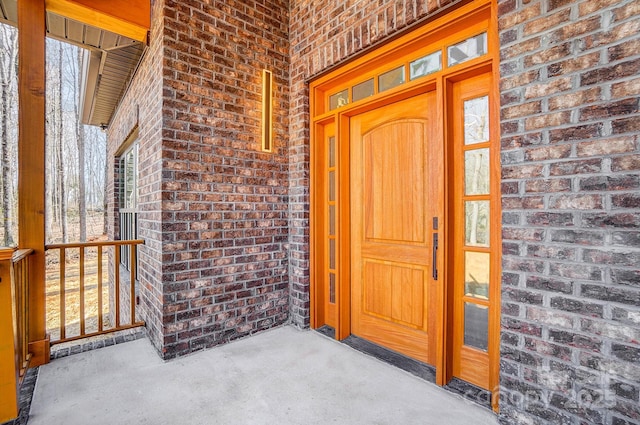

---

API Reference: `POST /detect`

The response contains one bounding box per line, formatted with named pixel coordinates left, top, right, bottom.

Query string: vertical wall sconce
left=261, top=69, right=273, bottom=152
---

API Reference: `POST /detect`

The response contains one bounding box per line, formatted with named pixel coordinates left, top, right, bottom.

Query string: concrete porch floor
left=29, top=326, right=498, bottom=425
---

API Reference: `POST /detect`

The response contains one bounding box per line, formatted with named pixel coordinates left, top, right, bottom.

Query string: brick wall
left=288, top=0, right=466, bottom=326
left=158, top=0, right=290, bottom=359
left=107, top=0, right=165, bottom=353
left=105, top=0, right=640, bottom=422
left=498, top=0, right=640, bottom=424
left=110, top=0, right=291, bottom=359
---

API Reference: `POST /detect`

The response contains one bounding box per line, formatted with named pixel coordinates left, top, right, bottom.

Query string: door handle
left=432, top=233, right=438, bottom=280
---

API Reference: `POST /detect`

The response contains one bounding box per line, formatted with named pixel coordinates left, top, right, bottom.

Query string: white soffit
left=0, top=0, right=146, bottom=127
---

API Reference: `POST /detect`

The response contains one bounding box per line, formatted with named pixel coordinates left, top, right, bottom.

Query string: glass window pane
left=465, top=201, right=490, bottom=247
left=329, top=273, right=336, bottom=304
left=328, top=171, right=335, bottom=202
left=119, top=158, right=125, bottom=208
left=465, top=148, right=490, bottom=195
left=378, top=66, right=405, bottom=92
left=329, top=238, right=336, bottom=269
left=329, top=89, right=349, bottom=110
left=464, top=251, right=490, bottom=298
left=123, top=147, right=137, bottom=209
left=464, top=302, right=489, bottom=351
left=410, top=51, right=442, bottom=80
left=353, top=79, right=374, bottom=102
left=464, top=96, right=489, bottom=145
left=328, top=136, right=335, bottom=168
left=329, top=205, right=336, bottom=236
left=448, top=32, right=487, bottom=67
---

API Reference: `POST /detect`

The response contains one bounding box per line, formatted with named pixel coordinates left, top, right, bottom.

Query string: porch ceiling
left=0, top=0, right=145, bottom=127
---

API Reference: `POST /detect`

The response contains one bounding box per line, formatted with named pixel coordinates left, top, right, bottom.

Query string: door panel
left=363, top=121, right=426, bottom=244
left=363, top=260, right=425, bottom=329
left=350, top=92, right=440, bottom=365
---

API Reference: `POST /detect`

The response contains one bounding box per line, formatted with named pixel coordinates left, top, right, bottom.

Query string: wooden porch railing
left=0, top=247, right=34, bottom=423
left=45, top=240, right=145, bottom=345
left=11, top=249, right=33, bottom=380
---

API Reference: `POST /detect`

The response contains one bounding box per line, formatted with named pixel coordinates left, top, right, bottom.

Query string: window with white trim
left=118, top=142, right=138, bottom=272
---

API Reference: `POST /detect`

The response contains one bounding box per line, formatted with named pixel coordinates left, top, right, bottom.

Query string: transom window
left=327, top=32, right=488, bottom=111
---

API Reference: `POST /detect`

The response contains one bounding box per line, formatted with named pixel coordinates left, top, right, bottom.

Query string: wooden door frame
left=309, top=0, right=500, bottom=412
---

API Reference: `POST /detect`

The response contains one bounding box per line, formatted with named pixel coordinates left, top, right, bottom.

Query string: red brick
left=612, top=155, right=640, bottom=172
left=549, top=123, right=603, bottom=143
left=502, top=196, right=545, bottom=210
left=523, top=11, right=566, bottom=35
left=551, top=16, right=601, bottom=41
left=502, top=164, right=545, bottom=180
left=524, top=145, right=572, bottom=161
left=579, top=98, right=639, bottom=121
left=498, top=0, right=516, bottom=15
left=580, top=58, right=640, bottom=86
left=525, top=178, right=572, bottom=193
left=549, top=159, right=602, bottom=176
left=525, top=111, right=571, bottom=131
left=612, top=193, right=640, bottom=209
left=578, top=0, right=624, bottom=16
left=548, top=87, right=602, bottom=111
left=503, top=227, right=546, bottom=242
left=611, top=0, right=640, bottom=20
left=501, top=37, right=541, bottom=60
left=500, top=70, right=540, bottom=91
left=612, top=116, right=640, bottom=134
left=549, top=194, right=604, bottom=210
left=547, top=52, right=601, bottom=78
left=549, top=0, right=573, bottom=11
left=577, top=136, right=636, bottom=157
left=499, top=3, right=541, bottom=30
left=502, top=101, right=542, bottom=120
left=608, top=38, right=640, bottom=62
left=526, top=306, right=574, bottom=328
left=611, top=77, right=640, bottom=99
left=524, top=77, right=572, bottom=100
left=524, top=43, right=572, bottom=68
left=583, top=19, right=640, bottom=50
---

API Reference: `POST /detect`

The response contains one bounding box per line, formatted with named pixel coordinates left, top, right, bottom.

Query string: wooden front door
left=309, top=0, right=500, bottom=410
left=350, top=92, right=441, bottom=365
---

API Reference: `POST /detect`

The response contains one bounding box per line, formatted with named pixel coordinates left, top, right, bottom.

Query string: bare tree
left=2, top=31, right=108, bottom=244
left=75, top=49, right=86, bottom=241
left=0, top=25, right=17, bottom=246
left=56, top=41, right=68, bottom=243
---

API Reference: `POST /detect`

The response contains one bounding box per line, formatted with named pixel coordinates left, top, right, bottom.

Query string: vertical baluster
left=59, top=248, right=66, bottom=340
left=19, top=259, right=25, bottom=372
left=130, top=243, right=136, bottom=324
left=114, top=247, right=121, bottom=328
left=97, top=245, right=103, bottom=332
left=14, top=258, right=23, bottom=375
left=23, top=257, right=29, bottom=370
left=79, top=247, right=85, bottom=336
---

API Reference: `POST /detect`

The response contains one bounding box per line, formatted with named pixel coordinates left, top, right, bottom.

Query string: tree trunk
left=76, top=49, right=86, bottom=241
left=57, top=42, right=67, bottom=243
left=77, top=123, right=86, bottom=241
left=0, top=27, right=17, bottom=246
left=0, top=74, right=13, bottom=246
